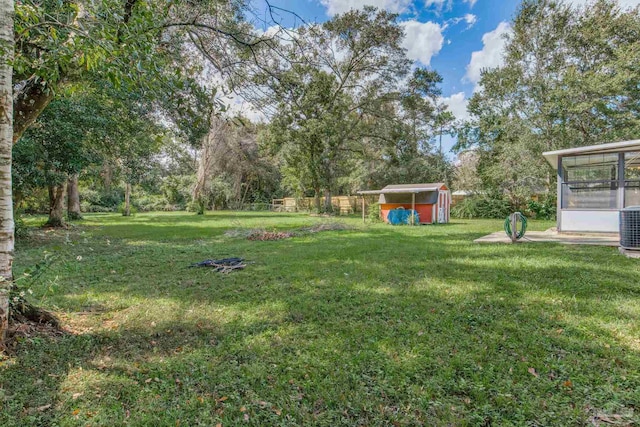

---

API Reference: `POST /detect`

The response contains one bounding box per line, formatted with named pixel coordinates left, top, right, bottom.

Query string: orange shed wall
left=380, top=204, right=434, bottom=224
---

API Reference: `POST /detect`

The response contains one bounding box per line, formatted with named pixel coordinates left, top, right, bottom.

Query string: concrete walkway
left=474, top=229, right=619, bottom=246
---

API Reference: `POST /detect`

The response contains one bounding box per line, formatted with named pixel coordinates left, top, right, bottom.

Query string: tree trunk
left=323, top=189, right=333, bottom=213
left=313, top=189, right=321, bottom=213
left=0, top=0, right=15, bottom=349
left=45, top=184, right=66, bottom=227
left=123, top=182, right=131, bottom=216
left=12, top=77, right=54, bottom=144
left=102, top=162, right=112, bottom=192
left=67, top=174, right=82, bottom=220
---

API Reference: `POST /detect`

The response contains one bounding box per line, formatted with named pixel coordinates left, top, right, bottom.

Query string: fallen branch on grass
left=189, top=257, right=246, bottom=273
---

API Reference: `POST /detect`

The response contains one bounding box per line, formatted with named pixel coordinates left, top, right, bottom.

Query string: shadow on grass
left=1, top=271, right=638, bottom=425
left=4, top=225, right=640, bottom=425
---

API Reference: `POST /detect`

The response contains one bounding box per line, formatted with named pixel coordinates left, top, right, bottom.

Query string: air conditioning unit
left=620, top=207, right=640, bottom=250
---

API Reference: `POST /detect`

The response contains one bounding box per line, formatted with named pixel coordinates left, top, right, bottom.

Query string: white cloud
left=566, top=0, right=640, bottom=8
left=465, top=21, right=511, bottom=86
left=320, top=0, right=412, bottom=16
left=440, top=92, right=470, bottom=121
left=424, top=0, right=448, bottom=7
left=464, top=13, right=477, bottom=26
left=401, top=20, right=444, bottom=66
left=464, top=0, right=478, bottom=7
left=450, top=13, right=477, bottom=28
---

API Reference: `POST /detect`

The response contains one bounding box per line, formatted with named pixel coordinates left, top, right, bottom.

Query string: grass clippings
left=246, top=229, right=293, bottom=241
left=225, top=221, right=353, bottom=241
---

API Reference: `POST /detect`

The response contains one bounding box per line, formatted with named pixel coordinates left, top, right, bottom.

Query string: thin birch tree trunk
left=67, top=174, right=82, bottom=220
left=0, top=0, right=14, bottom=349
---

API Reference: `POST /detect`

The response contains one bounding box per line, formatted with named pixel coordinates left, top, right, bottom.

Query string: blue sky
left=245, top=0, right=637, bottom=154
left=254, top=0, right=520, bottom=95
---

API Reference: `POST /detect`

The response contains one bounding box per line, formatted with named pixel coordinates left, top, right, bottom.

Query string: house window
left=625, top=152, right=640, bottom=207
left=561, top=153, right=618, bottom=209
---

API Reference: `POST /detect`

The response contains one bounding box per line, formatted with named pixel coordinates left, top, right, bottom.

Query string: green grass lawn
left=1, top=211, right=639, bottom=426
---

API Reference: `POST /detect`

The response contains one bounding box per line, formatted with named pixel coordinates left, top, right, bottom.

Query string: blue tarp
left=387, top=208, right=420, bottom=225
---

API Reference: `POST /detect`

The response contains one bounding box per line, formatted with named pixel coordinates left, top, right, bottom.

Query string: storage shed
left=543, top=139, right=640, bottom=233
left=358, top=183, right=451, bottom=224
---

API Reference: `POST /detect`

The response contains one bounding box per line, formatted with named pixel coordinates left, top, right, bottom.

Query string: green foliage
left=189, top=198, right=207, bottom=215
left=249, top=202, right=271, bottom=211
left=209, top=177, right=234, bottom=210
left=14, top=187, right=49, bottom=214
left=258, top=8, right=440, bottom=208
left=527, top=194, right=557, bottom=220
left=451, top=194, right=512, bottom=219
left=8, top=250, right=59, bottom=319
left=14, top=215, right=30, bottom=240
left=366, top=154, right=453, bottom=191
left=133, top=194, right=174, bottom=213
left=118, top=203, right=138, bottom=216
left=456, top=0, right=640, bottom=203
left=367, top=202, right=382, bottom=223
left=79, top=188, right=123, bottom=213
left=161, top=175, right=194, bottom=210
left=79, top=187, right=175, bottom=213
left=13, top=95, right=102, bottom=196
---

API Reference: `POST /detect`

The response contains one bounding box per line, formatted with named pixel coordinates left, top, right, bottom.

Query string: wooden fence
left=271, top=196, right=377, bottom=215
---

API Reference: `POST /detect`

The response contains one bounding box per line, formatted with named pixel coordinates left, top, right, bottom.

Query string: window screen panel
left=626, top=181, right=640, bottom=208
left=562, top=182, right=618, bottom=209
left=562, top=153, right=618, bottom=182
left=625, top=152, right=640, bottom=180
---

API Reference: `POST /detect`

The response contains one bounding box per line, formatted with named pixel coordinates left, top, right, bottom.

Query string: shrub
left=133, top=193, right=170, bottom=212
left=188, top=197, right=207, bottom=215
left=80, top=202, right=116, bottom=213
left=367, top=202, right=382, bottom=222
left=118, top=202, right=138, bottom=216
left=527, top=194, right=557, bottom=220
left=451, top=194, right=512, bottom=219
left=249, top=202, right=270, bottom=211
left=16, top=187, right=49, bottom=214
left=14, top=215, right=30, bottom=240
left=79, top=187, right=123, bottom=212
left=162, top=175, right=194, bottom=209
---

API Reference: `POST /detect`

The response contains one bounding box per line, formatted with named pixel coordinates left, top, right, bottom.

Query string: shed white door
left=438, top=191, right=449, bottom=223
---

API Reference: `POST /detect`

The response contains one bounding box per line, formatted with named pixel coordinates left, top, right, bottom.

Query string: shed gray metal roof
left=543, top=139, right=640, bottom=169
left=357, top=183, right=445, bottom=195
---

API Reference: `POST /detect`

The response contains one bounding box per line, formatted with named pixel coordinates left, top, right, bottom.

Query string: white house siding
left=560, top=210, right=619, bottom=233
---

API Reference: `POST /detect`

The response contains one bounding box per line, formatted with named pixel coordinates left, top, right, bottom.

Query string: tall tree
left=15, top=96, right=100, bottom=226
left=360, top=68, right=454, bottom=189
left=0, top=0, right=14, bottom=348
left=11, top=0, right=255, bottom=142
left=456, top=0, right=640, bottom=206
left=258, top=7, right=411, bottom=211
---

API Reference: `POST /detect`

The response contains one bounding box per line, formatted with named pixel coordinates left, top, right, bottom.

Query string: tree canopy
left=455, top=0, right=640, bottom=208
